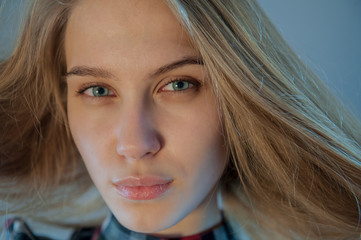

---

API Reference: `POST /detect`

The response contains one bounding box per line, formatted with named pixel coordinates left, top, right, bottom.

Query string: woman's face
left=65, top=0, right=226, bottom=236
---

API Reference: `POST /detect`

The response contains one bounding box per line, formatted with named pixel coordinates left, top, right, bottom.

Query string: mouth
left=112, top=176, right=173, bottom=200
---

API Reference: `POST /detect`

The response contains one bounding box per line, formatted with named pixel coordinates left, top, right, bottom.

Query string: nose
left=116, top=103, right=161, bottom=161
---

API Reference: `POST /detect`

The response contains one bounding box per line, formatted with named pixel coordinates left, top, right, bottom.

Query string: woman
left=1, top=0, right=361, bottom=239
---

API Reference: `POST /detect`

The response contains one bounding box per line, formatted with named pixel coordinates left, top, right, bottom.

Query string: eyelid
left=74, top=77, right=202, bottom=98
left=158, top=77, right=202, bottom=93
left=76, top=82, right=116, bottom=97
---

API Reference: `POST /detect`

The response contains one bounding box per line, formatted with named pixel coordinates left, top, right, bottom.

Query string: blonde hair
left=1, top=0, right=361, bottom=239
left=167, top=0, right=361, bottom=239
left=0, top=0, right=106, bottom=229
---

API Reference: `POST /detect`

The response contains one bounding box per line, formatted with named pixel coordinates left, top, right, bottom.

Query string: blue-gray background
left=1, top=0, right=360, bottom=118
left=257, top=0, right=361, bottom=119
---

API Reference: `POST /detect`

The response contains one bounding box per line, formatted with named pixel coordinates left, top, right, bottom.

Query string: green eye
left=161, top=79, right=200, bottom=93
left=92, top=86, right=109, bottom=97
left=171, top=81, right=190, bottom=91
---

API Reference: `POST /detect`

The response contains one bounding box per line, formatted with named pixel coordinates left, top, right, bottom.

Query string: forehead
left=65, top=0, right=196, bottom=70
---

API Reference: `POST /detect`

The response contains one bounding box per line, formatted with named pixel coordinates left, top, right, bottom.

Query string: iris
left=92, top=86, right=109, bottom=97
left=172, top=81, right=189, bottom=91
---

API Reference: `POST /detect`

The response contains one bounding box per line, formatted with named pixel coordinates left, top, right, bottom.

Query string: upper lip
left=112, top=176, right=173, bottom=187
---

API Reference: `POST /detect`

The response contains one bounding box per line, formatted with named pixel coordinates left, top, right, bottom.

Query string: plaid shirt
left=5, top=215, right=237, bottom=240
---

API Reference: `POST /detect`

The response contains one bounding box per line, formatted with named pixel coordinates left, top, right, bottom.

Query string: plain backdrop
left=0, top=0, right=360, bottom=118
left=257, top=0, right=361, bottom=119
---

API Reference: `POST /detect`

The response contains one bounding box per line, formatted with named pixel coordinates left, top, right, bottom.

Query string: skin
left=65, top=0, right=227, bottom=237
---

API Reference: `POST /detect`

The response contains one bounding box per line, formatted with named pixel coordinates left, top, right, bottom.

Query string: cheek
left=67, top=101, right=118, bottom=178
left=166, top=97, right=226, bottom=193
left=190, top=124, right=225, bottom=187
left=173, top=121, right=225, bottom=179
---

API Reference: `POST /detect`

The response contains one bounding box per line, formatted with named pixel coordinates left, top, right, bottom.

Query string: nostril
left=116, top=117, right=163, bottom=161
left=116, top=137, right=161, bottom=161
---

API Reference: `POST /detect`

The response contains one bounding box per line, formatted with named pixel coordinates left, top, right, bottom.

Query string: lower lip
left=114, top=182, right=172, bottom=200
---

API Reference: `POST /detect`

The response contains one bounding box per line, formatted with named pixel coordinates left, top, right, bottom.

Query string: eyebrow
left=65, top=57, right=204, bottom=80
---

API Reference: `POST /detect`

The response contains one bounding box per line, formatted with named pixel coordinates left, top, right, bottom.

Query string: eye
left=161, top=80, right=196, bottom=92
left=78, top=85, right=113, bottom=97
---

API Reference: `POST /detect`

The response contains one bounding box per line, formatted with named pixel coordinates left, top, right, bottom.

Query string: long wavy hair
left=1, top=0, right=361, bottom=239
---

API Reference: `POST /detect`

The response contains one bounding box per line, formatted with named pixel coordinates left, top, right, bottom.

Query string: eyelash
left=75, top=82, right=114, bottom=97
left=160, top=78, right=201, bottom=94
left=75, top=78, right=201, bottom=97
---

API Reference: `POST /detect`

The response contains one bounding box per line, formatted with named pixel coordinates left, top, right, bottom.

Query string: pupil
left=175, top=81, right=184, bottom=89
left=95, top=87, right=106, bottom=96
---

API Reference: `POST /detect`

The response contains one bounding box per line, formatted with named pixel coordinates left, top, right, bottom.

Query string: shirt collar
left=98, top=214, right=235, bottom=240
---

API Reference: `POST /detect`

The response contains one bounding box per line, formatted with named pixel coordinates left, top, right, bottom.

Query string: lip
left=112, top=176, right=173, bottom=200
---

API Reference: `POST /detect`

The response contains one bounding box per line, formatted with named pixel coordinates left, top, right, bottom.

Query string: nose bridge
left=116, top=98, right=160, bottom=161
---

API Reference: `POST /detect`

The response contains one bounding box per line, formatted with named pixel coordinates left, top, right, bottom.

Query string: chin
left=125, top=223, right=167, bottom=234
left=111, top=205, right=182, bottom=234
